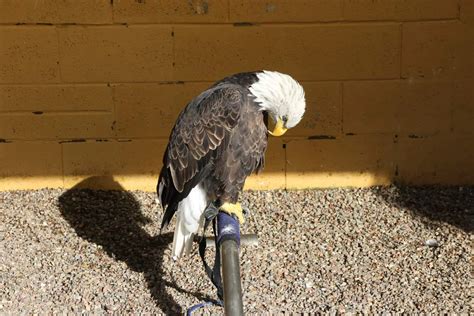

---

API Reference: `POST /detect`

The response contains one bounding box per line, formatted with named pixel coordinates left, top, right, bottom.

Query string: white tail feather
left=172, top=184, right=207, bottom=259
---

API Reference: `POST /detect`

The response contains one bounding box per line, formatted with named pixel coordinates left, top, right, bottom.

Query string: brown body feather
left=158, top=72, right=268, bottom=229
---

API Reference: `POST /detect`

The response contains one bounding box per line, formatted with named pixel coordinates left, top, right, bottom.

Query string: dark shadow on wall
left=57, top=176, right=213, bottom=315
left=375, top=185, right=474, bottom=233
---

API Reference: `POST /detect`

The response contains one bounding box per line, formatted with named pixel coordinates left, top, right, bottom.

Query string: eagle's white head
left=249, top=70, right=306, bottom=136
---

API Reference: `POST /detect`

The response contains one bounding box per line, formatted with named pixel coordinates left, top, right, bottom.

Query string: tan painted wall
left=0, top=0, right=473, bottom=191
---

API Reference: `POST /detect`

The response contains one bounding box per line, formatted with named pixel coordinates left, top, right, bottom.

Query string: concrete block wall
left=0, top=0, right=472, bottom=191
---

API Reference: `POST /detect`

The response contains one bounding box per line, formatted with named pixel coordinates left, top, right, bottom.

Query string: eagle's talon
left=219, top=202, right=245, bottom=225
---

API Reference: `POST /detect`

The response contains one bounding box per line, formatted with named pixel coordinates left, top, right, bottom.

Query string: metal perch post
left=216, top=212, right=245, bottom=315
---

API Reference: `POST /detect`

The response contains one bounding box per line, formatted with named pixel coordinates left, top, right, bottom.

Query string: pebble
left=0, top=186, right=472, bottom=314
left=425, top=239, right=439, bottom=247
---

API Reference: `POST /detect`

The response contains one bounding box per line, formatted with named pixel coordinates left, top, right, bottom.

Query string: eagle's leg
left=219, top=202, right=245, bottom=224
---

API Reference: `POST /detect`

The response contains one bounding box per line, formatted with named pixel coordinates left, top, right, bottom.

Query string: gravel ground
left=0, top=184, right=472, bottom=314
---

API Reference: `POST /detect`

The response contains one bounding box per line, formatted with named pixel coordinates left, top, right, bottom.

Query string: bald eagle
left=158, top=71, right=306, bottom=259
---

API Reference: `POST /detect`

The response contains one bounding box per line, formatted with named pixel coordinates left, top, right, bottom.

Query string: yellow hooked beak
left=268, top=117, right=288, bottom=137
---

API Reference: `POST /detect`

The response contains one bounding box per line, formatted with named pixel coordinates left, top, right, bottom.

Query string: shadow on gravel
left=58, top=176, right=211, bottom=314
left=376, top=185, right=474, bottom=233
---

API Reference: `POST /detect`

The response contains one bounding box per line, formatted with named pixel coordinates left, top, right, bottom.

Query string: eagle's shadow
left=57, top=176, right=212, bottom=314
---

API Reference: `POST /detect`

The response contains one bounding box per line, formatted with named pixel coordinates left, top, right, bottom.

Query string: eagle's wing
left=211, top=102, right=267, bottom=201
left=158, top=83, right=245, bottom=229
